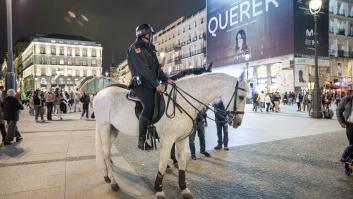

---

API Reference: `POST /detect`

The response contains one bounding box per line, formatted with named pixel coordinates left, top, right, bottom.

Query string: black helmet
left=136, top=24, right=155, bottom=38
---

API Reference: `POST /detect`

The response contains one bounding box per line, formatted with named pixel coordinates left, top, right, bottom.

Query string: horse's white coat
left=94, top=73, right=248, bottom=197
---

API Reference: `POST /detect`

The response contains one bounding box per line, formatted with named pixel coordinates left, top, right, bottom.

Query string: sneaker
left=191, top=154, right=197, bottom=160
left=214, top=145, right=222, bottom=150
left=200, top=151, right=211, bottom=157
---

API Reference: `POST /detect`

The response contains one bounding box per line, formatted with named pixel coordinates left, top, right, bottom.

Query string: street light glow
left=309, top=0, right=322, bottom=15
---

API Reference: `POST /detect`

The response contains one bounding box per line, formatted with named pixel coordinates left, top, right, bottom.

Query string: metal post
left=311, top=14, right=322, bottom=118
left=6, top=0, right=16, bottom=91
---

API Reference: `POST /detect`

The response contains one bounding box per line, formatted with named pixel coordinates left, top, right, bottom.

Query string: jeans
left=46, top=102, right=53, bottom=120
left=216, top=122, right=228, bottom=146
left=81, top=104, right=89, bottom=118
left=5, top=120, right=21, bottom=142
left=346, top=122, right=353, bottom=145
left=189, top=123, right=206, bottom=155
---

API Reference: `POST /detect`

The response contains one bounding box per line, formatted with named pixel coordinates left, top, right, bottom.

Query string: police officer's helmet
left=136, top=24, right=155, bottom=38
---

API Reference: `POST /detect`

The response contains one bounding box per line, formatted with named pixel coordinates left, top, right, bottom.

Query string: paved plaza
left=0, top=105, right=352, bottom=199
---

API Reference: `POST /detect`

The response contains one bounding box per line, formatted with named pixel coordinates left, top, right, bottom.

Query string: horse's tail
left=95, top=124, right=105, bottom=170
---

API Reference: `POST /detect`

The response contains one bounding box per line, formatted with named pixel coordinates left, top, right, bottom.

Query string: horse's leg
left=155, top=141, right=173, bottom=199
left=96, top=125, right=110, bottom=183
left=176, top=139, right=193, bottom=199
left=100, top=124, right=119, bottom=191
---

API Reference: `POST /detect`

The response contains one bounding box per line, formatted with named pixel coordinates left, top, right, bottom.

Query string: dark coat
left=4, top=96, right=24, bottom=121
left=127, top=38, right=168, bottom=90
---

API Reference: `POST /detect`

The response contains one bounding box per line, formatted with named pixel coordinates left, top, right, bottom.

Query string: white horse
left=94, top=72, right=248, bottom=199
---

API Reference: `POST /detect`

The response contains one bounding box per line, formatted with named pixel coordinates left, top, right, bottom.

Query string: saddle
left=126, top=90, right=165, bottom=124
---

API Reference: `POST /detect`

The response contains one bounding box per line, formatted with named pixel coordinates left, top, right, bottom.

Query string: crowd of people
left=0, top=87, right=97, bottom=146
left=252, top=90, right=345, bottom=115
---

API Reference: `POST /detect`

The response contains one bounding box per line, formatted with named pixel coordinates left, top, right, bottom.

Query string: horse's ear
left=239, top=71, right=245, bottom=81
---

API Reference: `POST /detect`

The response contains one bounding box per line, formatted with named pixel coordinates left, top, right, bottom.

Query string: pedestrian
left=189, top=107, right=211, bottom=160
left=33, top=90, right=45, bottom=122
left=53, top=90, right=63, bottom=120
left=74, top=89, right=82, bottom=112
left=213, top=100, right=229, bottom=150
left=273, top=92, right=281, bottom=112
left=80, top=92, right=90, bottom=119
left=44, top=89, right=55, bottom=120
left=0, top=86, right=6, bottom=143
left=3, top=89, right=24, bottom=145
left=265, top=93, right=271, bottom=112
left=258, top=91, right=266, bottom=112
left=252, top=91, right=259, bottom=112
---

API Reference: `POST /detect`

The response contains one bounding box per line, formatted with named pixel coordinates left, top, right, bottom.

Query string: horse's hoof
left=181, top=188, right=193, bottom=199
left=104, top=176, right=111, bottom=183
left=155, top=191, right=166, bottom=199
left=111, top=183, right=120, bottom=191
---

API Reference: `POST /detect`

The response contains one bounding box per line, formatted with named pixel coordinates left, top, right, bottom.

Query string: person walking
left=189, top=107, right=211, bottom=160
left=213, top=100, right=229, bottom=150
left=265, top=93, right=272, bottom=112
left=258, top=91, right=266, bottom=112
left=53, top=91, right=63, bottom=120
left=80, top=92, right=90, bottom=119
left=33, top=90, right=45, bottom=122
left=74, top=89, right=82, bottom=112
left=44, top=89, right=55, bottom=120
left=3, top=89, right=24, bottom=145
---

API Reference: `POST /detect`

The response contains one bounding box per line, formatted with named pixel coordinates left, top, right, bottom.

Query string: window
left=40, top=47, right=46, bottom=54
left=92, top=59, right=97, bottom=66
left=60, top=48, right=64, bottom=55
left=59, top=59, right=64, bottom=65
left=51, top=48, right=56, bottom=55
left=82, top=49, right=87, bottom=57
left=51, top=57, right=57, bottom=65
left=75, top=49, right=80, bottom=56
left=68, top=58, right=72, bottom=65
left=67, top=48, right=72, bottom=56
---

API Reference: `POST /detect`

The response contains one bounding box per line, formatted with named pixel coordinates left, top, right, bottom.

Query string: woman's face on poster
left=237, top=34, right=243, bottom=49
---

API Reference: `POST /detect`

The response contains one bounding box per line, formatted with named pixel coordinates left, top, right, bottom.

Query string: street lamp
left=6, top=0, right=16, bottom=91
left=244, top=50, right=251, bottom=81
left=309, top=0, right=322, bottom=119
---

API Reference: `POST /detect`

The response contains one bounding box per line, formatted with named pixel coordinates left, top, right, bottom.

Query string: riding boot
left=138, top=116, right=153, bottom=151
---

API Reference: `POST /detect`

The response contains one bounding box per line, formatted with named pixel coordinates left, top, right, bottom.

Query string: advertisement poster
left=207, top=0, right=294, bottom=67
left=294, top=0, right=329, bottom=57
left=295, top=65, right=308, bottom=87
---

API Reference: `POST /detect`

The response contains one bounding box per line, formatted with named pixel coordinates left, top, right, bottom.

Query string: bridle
left=164, top=80, right=246, bottom=125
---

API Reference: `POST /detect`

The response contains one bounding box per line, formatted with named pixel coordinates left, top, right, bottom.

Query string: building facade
left=15, top=34, right=103, bottom=91
left=329, top=0, right=353, bottom=89
left=153, top=9, right=206, bottom=76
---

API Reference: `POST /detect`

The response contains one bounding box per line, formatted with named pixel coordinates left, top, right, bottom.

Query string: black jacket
left=4, top=96, right=24, bottom=121
left=213, top=101, right=227, bottom=123
left=127, top=38, right=168, bottom=89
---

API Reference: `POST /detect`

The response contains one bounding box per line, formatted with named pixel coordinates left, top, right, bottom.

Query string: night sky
left=0, top=0, right=205, bottom=72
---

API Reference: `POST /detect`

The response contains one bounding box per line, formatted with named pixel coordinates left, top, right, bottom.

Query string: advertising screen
left=207, top=0, right=295, bottom=67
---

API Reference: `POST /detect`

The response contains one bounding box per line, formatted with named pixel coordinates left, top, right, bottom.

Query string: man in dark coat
left=127, top=24, right=173, bottom=151
left=4, top=89, right=24, bottom=145
left=213, top=100, right=229, bottom=150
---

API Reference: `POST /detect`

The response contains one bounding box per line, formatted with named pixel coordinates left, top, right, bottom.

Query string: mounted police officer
left=127, top=24, right=173, bottom=151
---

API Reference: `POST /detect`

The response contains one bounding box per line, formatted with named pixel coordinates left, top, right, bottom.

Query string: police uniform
left=127, top=25, right=169, bottom=150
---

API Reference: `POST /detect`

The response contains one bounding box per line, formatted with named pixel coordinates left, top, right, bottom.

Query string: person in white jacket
left=258, top=91, right=266, bottom=112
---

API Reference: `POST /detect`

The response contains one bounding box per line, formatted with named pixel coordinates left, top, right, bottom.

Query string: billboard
left=207, top=0, right=329, bottom=68
left=294, top=0, right=329, bottom=57
left=207, top=0, right=294, bottom=67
